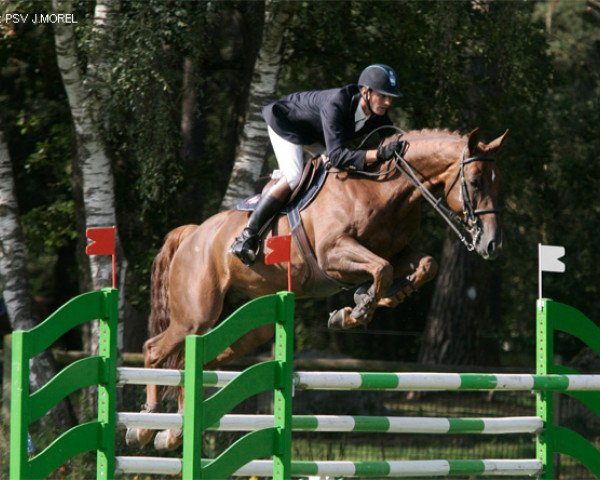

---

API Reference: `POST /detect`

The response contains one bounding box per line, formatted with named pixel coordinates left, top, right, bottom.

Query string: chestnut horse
left=126, top=128, right=508, bottom=450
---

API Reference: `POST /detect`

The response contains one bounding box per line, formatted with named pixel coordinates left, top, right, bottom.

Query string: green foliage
left=92, top=1, right=198, bottom=222
left=527, top=1, right=600, bottom=359
left=0, top=1, right=77, bottom=280
left=1, top=0, right=598, bottom=364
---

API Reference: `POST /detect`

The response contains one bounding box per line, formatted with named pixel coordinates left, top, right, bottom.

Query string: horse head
left=444, top=128, right=508, bottom=260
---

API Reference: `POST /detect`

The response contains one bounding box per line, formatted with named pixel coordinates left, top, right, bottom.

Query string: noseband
left=394, top=144, right=500, bottom=252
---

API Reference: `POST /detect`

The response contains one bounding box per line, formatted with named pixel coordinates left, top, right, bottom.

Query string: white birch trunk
left=219, top=0, right=297, bottom=210
left=90, top=0, right=120, bottom=131
left=53, top=0, right=116, bottom=290
left=52, top=0, right=126, bottom=370
left=0, top=129, right=76, bottom=430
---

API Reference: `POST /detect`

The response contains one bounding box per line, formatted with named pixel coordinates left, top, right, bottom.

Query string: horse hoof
left=125, top=427, right=154, bottom=449
left=353, top=285, right=372, bottom=305
left=154, top=429, right=183, bottom=451
left=328, top=309, right=343, bottom=330
left=351, top=302, right=371, bottom=319
left=328, top=307, right=353, bottom=330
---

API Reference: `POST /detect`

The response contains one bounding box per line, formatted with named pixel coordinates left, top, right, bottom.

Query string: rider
left=231, top=63, right=405, bottom=266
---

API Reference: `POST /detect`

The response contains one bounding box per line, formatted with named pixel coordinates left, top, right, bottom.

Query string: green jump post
left=9, top=288, right=119, bottom=480
left=537, top=299, right=600, bottom=478
left=536, top=299, right=555, bottom=480
left=182, top=291, right=294, bottom=479
left=96, top=289, right=119, bottom=480
left=272, top=290, right=295, bottom=479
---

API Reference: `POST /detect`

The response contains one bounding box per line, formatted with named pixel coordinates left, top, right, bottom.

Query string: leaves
left=1, top=0, right=598, bottom=362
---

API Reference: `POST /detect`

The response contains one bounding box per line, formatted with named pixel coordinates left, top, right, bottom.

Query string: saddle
left=236, top=156, right=348, bottom=295
left=236, top=155, right=327, bottom=215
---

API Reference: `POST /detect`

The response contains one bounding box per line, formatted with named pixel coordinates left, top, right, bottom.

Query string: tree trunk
left=219, top=0, right=297, bottom=210
left=180, top=56, right=201, bottom=163
left=89, top=0, right=121, bottom=131
left=53, top=0, right=122, bottom=334
left=418, top=237, right=499, bottom=366
left=0, top=129, right=76, bottom=432
left=53, top=0, right=126, bottom=413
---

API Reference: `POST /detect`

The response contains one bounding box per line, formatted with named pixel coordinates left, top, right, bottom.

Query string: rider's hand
left=376, top=139, right=405, bottom=162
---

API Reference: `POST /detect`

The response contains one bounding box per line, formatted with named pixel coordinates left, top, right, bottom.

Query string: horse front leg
left=348, top=246, right=438, bottom=325
left=323, top=236, right=393, bottom=330
left=368, top=245, right=438, bottom=309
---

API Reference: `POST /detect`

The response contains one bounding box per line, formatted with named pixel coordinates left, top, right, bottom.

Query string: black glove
left=376, top=139, right=406, bottom=162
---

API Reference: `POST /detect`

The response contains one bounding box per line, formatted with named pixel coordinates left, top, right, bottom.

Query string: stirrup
left=231, top=231, right=259, bottom=266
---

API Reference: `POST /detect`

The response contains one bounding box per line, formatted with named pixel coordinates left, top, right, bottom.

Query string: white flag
left=539, top=244, right=566, bottom=273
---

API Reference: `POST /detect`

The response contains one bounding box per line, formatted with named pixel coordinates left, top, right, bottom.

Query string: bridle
left=435, top=145, right=500, bottom=250
left=344, top=129, right=500, bottom=251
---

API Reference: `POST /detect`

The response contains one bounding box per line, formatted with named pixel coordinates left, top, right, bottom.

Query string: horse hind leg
left=125, top=328, right=186, bottom=449
left=151, top=324, right=276, bottom=451
left=153, top=386, right=184, bottom=451
left=124, top=384, right=160, bottom=448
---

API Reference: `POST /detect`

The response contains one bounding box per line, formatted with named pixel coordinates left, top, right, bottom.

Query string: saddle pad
left=235, top=160, right=328, bottom=216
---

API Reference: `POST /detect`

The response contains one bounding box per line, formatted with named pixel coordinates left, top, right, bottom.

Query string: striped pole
left=117, top=412, right=542, bottom=435
left=117, top=367, right=234, bottom=387
left=294, top=372, right=600, bottom=391
left=115, top=457, right=543, bottom=477
left=117, top=367, right=600, bottom=391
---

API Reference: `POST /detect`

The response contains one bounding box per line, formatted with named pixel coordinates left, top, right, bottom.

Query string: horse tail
left=148, top=225, right=198, bottom=339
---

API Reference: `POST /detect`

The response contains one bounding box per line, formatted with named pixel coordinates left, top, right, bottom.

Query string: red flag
left=86, top=227, right=116, bottom=255
left=265, top=234, right=291, bottom=265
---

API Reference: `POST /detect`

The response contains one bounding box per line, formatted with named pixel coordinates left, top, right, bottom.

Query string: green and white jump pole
left=9, top=290, right=600, bottom=478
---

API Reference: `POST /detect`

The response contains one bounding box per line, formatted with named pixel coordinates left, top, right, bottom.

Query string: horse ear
left=483, top=129, right=510, bottom=154
left=467, top=128, right=480, bottom=154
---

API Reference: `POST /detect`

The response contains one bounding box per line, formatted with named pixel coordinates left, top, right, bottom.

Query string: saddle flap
left=236, top=155, right=328, bottom=214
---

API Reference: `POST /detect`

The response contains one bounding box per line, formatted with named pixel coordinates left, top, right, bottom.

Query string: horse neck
left=401, top=139, right=462, bottom=191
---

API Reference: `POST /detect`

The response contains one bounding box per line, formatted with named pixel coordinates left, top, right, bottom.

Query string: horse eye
left=470, top=178, right=482, bottom=190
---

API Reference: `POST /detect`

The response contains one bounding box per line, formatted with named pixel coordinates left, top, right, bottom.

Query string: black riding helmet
left=358, top=64, right=402, bottom=98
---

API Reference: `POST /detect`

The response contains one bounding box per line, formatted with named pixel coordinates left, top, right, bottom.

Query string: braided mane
left=403, top=128, right=465, bottom=141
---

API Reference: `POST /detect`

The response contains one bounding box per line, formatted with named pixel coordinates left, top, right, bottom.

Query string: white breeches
left=268, top=126, right=324, bottom=190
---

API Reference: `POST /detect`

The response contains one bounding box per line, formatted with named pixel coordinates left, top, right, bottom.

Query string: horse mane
left=402, top=128, right=466, bottom=142
left=399, top=129, right=467, bottom=160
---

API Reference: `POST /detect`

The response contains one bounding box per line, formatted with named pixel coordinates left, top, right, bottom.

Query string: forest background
left=0, top=0, right=599, bottom=432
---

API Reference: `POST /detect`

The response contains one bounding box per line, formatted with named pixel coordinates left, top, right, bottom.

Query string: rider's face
left=362, top=89, right=395, bottom=116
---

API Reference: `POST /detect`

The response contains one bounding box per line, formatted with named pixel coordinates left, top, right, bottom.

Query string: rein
left=326, top=125, right=500, bottom=252
left=324, top=128, right=499, bottom=251
left=394, top=145, right=498, bottom=251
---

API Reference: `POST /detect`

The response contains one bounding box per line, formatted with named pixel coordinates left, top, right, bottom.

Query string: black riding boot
left=231, top=177, right=292, bottom=266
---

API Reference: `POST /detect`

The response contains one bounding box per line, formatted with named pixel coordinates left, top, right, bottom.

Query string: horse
left=126, top=127, right=508, bottom=450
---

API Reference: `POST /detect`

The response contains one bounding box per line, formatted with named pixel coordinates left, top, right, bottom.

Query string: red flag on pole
left=86, top=226, right=117, bottom=288
left=265, top=234, right=292, bottom=291
left=265, top=234, right=291, bottom=265
left=86, top=227, right=116, bottom=255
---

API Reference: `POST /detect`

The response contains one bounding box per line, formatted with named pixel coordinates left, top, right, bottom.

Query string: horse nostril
left=486, top=233, right=503, bottom=258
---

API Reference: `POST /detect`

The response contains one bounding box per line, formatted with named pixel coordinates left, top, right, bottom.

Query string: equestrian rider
left=231, top=63, right=405, bottom=266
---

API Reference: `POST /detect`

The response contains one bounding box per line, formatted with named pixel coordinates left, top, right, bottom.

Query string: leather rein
left=328, top=128, right=499, bottom=252
left=394, top=145, right=499, bottom=252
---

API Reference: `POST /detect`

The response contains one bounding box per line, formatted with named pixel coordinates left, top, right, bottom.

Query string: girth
left=286, top=206, right=350, bottom=297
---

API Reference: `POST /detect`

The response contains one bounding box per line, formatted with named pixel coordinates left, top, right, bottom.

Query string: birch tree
left=52, top=0, right=124, bottom=355
left=0, top=128, right=76, bottom=431
left=219, top=0, right=297, bottom=210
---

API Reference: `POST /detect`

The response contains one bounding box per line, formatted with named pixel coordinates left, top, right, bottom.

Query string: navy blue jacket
left=262, top=85, right=394, bottom=170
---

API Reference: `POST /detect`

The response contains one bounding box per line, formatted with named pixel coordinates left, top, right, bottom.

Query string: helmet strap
left=361, top=88, right=375, bottom=116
